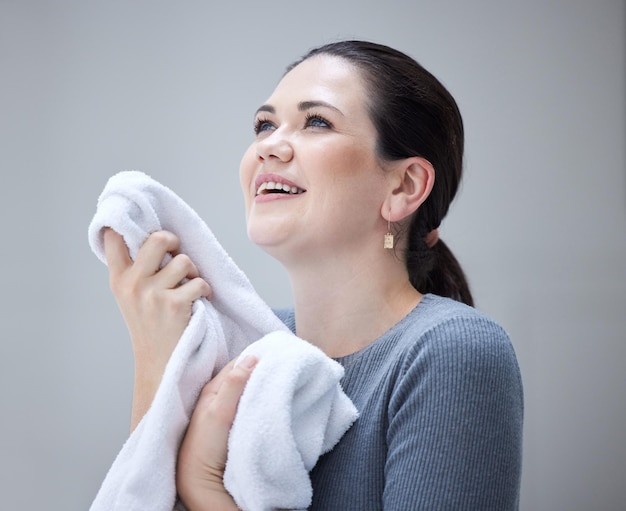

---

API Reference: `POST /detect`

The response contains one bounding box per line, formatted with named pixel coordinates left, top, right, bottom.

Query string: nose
left=255, top=130, right=294, bottom=163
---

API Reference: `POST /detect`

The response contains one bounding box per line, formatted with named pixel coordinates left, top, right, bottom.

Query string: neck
left=283, top=249, right=423, bottom=357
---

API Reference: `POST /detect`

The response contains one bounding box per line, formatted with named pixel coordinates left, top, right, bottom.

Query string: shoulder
left=391, top=294, right=523, bottom=408
left=381, top=296, right=523, bottom=510
left=402, top=294, right=514, bottom=358
left=383, top=294, right=522, bottom=399
left=412, top=293, right=508, bottom=334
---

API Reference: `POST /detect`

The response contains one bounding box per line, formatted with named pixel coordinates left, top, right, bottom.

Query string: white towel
left=87, top=170, right=358, bottom=511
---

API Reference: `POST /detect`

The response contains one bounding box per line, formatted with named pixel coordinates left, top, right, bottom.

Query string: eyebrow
left=255, top=104, right=275, bottom=116
left=254, top=100, right=344, bottom=117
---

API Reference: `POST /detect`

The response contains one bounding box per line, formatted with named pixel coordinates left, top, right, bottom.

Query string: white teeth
left=256, top=180, right=305, bottom=195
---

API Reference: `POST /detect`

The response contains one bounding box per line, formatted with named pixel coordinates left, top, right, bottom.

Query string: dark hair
left=287, top=40, right=473, bottom=306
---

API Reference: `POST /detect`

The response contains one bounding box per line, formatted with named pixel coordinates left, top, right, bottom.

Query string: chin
left=246, top=223, right=286, bottom=251
left=248, top=230, right=303, bottom=268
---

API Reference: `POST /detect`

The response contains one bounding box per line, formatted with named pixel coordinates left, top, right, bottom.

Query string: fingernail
left=239, top=355, right=258, bottom=370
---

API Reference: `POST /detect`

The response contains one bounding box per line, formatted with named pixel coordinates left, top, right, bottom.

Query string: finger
left=155, top=254, right=204, bottom=290
left=184, top=357, right=257, bottom=473
left=210, top=355, right=258, bottom=427
left=103, top=228, right=132, bottom=273
left=199, top=359, right=238, bottom=398
left=184, top=276, right=213, bottom=301
left=167, top=278, right=213, bottom=311
left=133, top=230, right=181, bottom=277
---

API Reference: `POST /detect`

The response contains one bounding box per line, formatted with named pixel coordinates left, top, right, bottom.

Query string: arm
left=384, top=318, right=523, bottom=510
left=104, top=229, right=255, bottom=508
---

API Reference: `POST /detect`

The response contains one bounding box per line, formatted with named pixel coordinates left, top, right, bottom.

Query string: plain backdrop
left=1, top=1, right=624, bottom=510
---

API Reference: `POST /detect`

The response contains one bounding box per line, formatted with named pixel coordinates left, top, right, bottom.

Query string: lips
left=255, top=174, right=306, bottom=196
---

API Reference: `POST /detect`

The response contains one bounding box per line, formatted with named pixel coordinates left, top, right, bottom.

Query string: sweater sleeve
left=384, top=316, right=523, bottom=511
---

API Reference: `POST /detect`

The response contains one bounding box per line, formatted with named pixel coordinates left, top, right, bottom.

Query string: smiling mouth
left=256, top=181, right=306, bottom=196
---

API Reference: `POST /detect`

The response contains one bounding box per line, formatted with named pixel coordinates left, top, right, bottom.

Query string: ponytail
left=419, top=240, right=473, bottom=306
left=404, top=221, right=474, bottom=307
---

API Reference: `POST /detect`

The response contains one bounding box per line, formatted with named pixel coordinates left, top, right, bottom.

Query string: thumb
left=103, top=228, right=132, bottom=273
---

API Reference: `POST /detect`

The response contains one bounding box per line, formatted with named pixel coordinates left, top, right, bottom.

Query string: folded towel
left=228, top=334, right=359, bottom=511
left=87, top=170, right=358, bottom=511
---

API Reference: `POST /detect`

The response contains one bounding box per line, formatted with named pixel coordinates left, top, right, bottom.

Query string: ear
left=381, top=157, right=435, bottom=222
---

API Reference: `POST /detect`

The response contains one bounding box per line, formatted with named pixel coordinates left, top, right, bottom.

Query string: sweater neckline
left=333, top=293, right=436, bottom=366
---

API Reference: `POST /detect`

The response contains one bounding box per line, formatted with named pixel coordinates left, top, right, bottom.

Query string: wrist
left=130, top=361, right=163, bottom=431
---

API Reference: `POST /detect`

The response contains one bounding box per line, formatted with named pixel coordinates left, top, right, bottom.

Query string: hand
left=103, top=228, right=212, bottom=429
left=177, top=355, right=258, bottom=511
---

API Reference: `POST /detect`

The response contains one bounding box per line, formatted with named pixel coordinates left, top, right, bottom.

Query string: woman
left=104, top=40, right=523, bottom=510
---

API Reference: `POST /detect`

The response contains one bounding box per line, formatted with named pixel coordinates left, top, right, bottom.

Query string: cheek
left=323, top=144, right=386, bottom=193
left=239, top=144, right=257, bottom=195
left=328, top=137, right=377, bottom=174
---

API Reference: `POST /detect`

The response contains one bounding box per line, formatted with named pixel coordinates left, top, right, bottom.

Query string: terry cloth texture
left=87, top=170, right=358, bottom=511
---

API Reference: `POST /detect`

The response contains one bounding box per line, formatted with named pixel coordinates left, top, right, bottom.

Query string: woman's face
left=239, top=55, right=392, bottom=264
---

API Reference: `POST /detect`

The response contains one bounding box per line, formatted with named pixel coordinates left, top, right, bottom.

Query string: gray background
left=1, top=1, right=624, bottom=510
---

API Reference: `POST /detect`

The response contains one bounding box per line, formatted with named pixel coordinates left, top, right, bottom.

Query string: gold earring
left=384, top=209, right=394, bottom=249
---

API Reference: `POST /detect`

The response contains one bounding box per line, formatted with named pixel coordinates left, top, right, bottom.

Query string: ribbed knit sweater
left=275, top=293, right=523, bottom=510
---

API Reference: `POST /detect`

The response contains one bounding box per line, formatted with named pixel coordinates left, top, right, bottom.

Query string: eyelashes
left=253, top=117, right=274, bottom=135
left=253, top=112, right=334, bottom=135
left=303, top=112, right=333, bottom=129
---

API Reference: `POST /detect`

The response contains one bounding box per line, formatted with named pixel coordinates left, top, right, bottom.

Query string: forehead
left=266, top=55, right=368, bottom=112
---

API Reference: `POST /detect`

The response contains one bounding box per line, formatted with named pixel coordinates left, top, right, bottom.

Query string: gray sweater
left=275, top=294, right=523, bottom=510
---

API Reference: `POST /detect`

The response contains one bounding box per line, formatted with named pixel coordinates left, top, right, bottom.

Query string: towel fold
left=87, top=170, right=358, bottom=511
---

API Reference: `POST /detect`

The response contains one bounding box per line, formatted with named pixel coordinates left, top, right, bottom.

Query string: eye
left=304, top=113, right=333, bottom=129
left=254, top=117, right=275, bottom=135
